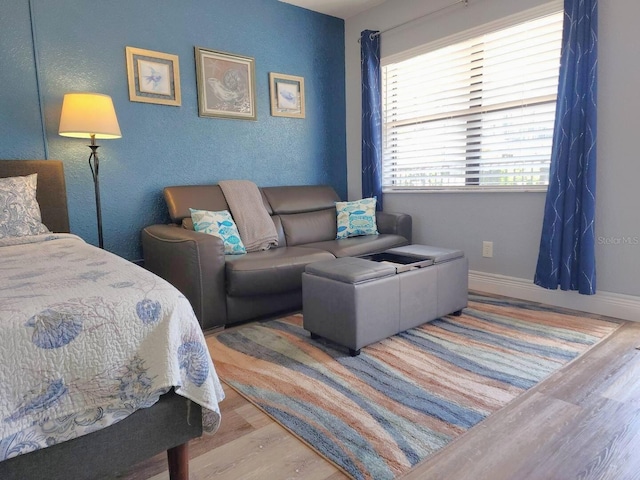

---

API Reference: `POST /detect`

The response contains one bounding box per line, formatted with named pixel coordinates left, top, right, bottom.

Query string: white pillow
left=0, top=173, right=50, bottom=239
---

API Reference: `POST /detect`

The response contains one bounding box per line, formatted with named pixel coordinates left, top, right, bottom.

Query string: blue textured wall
left=0, top=0, right=346, bottom=260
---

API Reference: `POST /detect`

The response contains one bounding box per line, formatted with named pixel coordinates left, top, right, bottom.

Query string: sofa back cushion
left=164, top=185, right=272, bottom=224
left=271, top=215, right=286, bottom=247
left=164, top=183, right=340, bottom=247
left=279, top=209, right=337, bottom=246
left=263, top=185, right=340, bottom=246
left=165, top=185, right=229, bottom=224
left=262, top=185, right=340, bottom=214
left=181, top=210, right=286, bottom=246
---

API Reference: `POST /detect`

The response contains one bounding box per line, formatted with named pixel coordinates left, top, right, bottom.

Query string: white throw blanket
left=219, top=180, right=278, bottom=252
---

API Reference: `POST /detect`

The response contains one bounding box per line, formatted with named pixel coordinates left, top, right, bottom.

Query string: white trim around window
left=381, top=1, right=564, bottom=192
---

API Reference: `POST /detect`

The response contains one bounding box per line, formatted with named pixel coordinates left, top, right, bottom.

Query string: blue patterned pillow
left=0, top=173, right=50, bottom=239
left=335, top=197, right=378, bottom=239
left=189, top=209, right=246, bottom=255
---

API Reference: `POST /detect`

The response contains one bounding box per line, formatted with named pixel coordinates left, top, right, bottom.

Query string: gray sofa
left=142, top=184, right=412, bottom=330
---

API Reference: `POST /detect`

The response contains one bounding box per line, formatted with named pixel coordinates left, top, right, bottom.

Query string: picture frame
left=269, top=72, right=305, bottom=119
left=195, top=47, right=257, bottom=120
left=125, top=46, right=181, bottom=106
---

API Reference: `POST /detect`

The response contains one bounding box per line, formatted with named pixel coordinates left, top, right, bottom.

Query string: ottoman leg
left=310, top=332, right=321, bottom=340
left=349, top=348, right=361, bottom=357
left=452, top=309, right=463, bottom=316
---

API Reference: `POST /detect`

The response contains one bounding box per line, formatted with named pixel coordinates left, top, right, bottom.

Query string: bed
left=0, top=160, right=225, bottom=480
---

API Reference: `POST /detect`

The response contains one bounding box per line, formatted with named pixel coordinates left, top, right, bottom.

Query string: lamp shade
left=59, top=93, right=122, bottom=139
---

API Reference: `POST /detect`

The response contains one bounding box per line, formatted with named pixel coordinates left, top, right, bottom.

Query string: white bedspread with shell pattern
left=0, top=234, right=224, bottom=461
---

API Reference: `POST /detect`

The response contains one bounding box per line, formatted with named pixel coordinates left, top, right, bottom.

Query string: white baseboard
left=469, top=270, right=640, bottom=322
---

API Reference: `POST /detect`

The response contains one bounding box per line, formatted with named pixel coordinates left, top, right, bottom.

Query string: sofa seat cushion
left=225, top=246, right=334, bottom=297
left=304, top=234, right=409, bottom=258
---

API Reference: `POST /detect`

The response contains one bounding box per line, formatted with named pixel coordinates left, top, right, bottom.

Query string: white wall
left=345, top=0, right=640, bottom=319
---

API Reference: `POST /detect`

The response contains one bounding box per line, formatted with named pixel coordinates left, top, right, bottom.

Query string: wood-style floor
left=118, top=317, right=640, bottom=480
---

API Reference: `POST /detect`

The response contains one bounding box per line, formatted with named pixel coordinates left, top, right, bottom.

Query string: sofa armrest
left=376, top=211, right=412, bottom=243
left=141, top=224, right=227, bottom=330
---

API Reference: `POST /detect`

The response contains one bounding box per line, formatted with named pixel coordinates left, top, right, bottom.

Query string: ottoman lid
left=386, top=245, right=464, bottom=263
left=305, top=257, right=396, bottom=284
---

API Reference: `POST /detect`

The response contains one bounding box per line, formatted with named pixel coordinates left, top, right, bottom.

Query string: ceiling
left=279, top=0, right=386, bottom=19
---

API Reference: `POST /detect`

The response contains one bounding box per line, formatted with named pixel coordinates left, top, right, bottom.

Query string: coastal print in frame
left=125, top=46, right=181, bottom=106
left=195, top=47, right=257, bottom=120
left=269, top=72, right=305, bottom=118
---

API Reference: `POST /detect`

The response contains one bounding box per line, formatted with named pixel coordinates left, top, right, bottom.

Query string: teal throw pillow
left=190, top=209, right=247, bottom=255
left=335, top=197, right=378, bottom=239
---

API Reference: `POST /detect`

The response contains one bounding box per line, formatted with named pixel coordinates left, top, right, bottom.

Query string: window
left=382, top=9, right=563, bottom=190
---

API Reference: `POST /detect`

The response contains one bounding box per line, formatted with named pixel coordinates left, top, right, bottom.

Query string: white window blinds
left=382, top=10, right=563, bottom=190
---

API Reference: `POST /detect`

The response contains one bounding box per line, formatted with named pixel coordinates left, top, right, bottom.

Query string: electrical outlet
left=482, top=241, right=493, bottom=258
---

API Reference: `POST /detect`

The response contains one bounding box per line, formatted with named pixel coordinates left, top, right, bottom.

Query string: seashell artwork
left=178, top=341, right=210, bottom=387
left=25, top=309, right=84, bottom=349
left=5, top=379, right=67, bottom=422
left=136, top=299, right=162, bottom=325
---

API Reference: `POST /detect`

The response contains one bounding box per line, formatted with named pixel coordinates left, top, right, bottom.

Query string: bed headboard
left=0, top=160, right=70, bottom=233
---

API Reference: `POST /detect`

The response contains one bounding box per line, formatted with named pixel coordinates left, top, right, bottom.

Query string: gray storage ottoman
left=384, top=244, right=469, bottom=323
left=302, top=245, right=468, bottom=355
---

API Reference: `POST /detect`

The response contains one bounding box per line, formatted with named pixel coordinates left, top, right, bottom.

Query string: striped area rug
left=207, top=294, right=620, bottom=480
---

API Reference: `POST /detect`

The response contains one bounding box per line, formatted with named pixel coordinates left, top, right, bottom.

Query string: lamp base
left=88, top=141, right=103, bottom=249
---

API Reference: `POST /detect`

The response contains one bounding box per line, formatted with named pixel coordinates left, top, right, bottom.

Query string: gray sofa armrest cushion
left=376, top=211, right=412, bottom=243
left=141, top=224, right=227, bottom=330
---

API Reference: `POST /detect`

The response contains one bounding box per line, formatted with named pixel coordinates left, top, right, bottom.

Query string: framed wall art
left=195, top=47, right=257, bottom=120
left=269, top=72, right=305, bottom=118
left=125, top=46, right=181, bottom=106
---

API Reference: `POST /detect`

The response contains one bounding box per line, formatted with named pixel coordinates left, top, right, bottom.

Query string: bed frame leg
left=167, top=442, right=189, bottom=480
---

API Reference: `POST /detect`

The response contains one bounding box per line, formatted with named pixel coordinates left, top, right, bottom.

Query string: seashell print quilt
left=0, top=234, right=225, bottom=462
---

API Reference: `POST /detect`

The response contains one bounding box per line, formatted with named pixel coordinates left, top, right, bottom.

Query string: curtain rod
left=359, top=0, right=469, bottom=42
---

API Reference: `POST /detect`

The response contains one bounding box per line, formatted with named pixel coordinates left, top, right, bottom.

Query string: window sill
left=383, top=186, right=549, bottom=194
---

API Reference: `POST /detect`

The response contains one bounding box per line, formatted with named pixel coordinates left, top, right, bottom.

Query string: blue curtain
left=361, top=29, right=383, bottom=210
left=534, top=0, right=598, bottom=295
